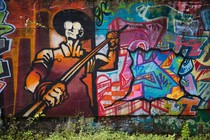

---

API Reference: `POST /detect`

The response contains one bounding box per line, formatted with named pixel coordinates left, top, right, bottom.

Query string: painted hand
left=87, top=57, right=96, bottom=73
left=43, top=82, right=69, bottom=107
left=106, top=31, right=120, bottom=51
left=35, top=49, right=53, bottom=68
left=69, top=40, right=84, bottom=57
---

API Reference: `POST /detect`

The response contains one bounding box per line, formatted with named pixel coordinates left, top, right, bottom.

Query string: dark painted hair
left=53, top=9, right=93, bottom=40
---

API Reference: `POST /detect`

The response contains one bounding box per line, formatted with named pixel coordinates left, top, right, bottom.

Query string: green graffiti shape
left=0, top=61, right=3, bottom=74
left=0, top=11, right=14, bottom=36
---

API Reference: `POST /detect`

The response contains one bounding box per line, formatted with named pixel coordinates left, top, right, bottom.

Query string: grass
left=1, top=128, right=210, bottom=140
left=0, top=115, right=210, bottom=140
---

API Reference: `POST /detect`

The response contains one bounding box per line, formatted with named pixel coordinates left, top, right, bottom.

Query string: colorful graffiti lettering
left=200, top=6, right=210, bottom=31
left=96, top=1, right=210, bottom=116
left=0, top=0, right=14, bottom=95
left=0, top=59, right=10, bottom=79
left=94, top=0, right=111, bottom=26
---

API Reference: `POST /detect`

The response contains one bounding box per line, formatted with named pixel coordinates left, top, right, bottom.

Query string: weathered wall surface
left=0, top=0, right=210, bottom=132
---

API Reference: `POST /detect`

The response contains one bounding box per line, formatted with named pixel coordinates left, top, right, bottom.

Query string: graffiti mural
left=0, top=0, right=209, bottom=117
left=95, top=0, right=210, bottom=116
left=0, top=0, right=14, bottom=120
left=0, top=0, right=14, bottom=91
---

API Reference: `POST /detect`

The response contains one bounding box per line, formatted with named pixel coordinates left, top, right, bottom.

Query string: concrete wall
left=0, top=0, right=210, bottom=133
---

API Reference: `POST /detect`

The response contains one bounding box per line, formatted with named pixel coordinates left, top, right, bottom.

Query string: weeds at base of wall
left=0, top=114, right=210, bottom=140
left=181, top=121, right=190, bottom=139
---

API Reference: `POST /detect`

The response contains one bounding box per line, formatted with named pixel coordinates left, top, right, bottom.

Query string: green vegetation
left=0, top=115, right=210, bottom=140
left=181, top=121, right=190, bottom=140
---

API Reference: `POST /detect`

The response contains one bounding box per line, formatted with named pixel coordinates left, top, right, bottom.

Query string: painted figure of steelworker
left=24, top=9, right=119, bottom=117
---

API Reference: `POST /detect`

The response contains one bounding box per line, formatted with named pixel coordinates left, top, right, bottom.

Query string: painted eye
left=73, top=22, right=82, bottom=30
left=64, top=21, right=73, bottom=30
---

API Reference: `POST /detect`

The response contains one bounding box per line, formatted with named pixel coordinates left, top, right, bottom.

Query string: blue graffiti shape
left=198, top=81, right=210, bottom=102
left=0, top=37, right=11, bottom=55
left=136, top=5, right=194, bottom=33
left=129, top=50, right=182, bottom=100
left=200, top=6, right=210, bottom=31
left=0, top=0, right=6, bottom=12
left=131, top=116, right=153, bottom=131
left=179, top=59, right=193, bottom=76
left=0, top=59, right=11, bottom=79
left=174, top=19, right=199, bottom=36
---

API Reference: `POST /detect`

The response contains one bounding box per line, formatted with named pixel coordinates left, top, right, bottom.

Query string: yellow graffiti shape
left=166, top=86, right=184, bottom=100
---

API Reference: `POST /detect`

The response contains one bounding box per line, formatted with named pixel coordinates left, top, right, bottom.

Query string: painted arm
left=25, top=48, right=69, bottom=107
left=86, top=31, right=120, bottom=72
left=25, top=49, right=54, bottom=93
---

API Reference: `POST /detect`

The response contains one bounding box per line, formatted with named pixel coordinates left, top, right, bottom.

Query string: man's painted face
left=64, top=21, right=84, bottom=40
